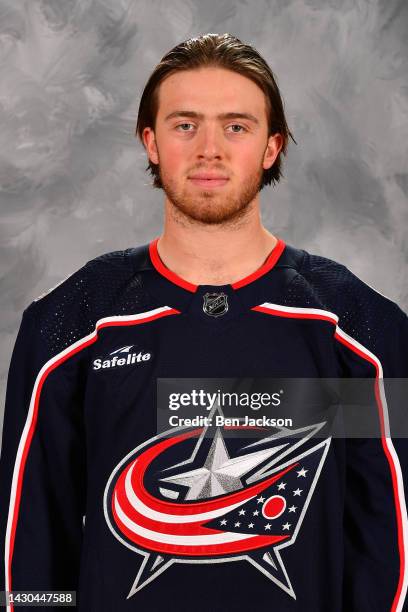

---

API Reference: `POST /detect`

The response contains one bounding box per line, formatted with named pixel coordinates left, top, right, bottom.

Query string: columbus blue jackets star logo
left=103, top=403, right=331, bottom=600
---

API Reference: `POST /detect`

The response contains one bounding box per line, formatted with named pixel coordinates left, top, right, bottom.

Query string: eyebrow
left=164, top=110, right=260, bottom=125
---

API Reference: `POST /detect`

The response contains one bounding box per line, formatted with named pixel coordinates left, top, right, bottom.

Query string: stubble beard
left=158, top=163, right=264, bottom=226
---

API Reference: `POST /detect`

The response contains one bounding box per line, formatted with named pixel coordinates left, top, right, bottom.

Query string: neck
left=156, top=197, right=279, bottom=286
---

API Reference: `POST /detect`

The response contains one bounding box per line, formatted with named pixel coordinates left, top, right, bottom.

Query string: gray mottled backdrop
left=1, top=0, right=407, bottom=426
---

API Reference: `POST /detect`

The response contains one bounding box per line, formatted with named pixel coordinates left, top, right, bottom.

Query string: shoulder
left=282, top=244, right=407, bottom=354
left=31, top=247, right=135, bottom=306
left=292, top=247, right=404, bottom=316
left=22, top=244, right=153, bottom=356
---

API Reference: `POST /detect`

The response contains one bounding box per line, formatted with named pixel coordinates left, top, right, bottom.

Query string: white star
left=253, top=510, right=260, bottom=516
left=234, top=521, right=241, bottom=527
left=220, top=519, right=227, bottom=525
left=239, top=509, right=246, bottom=515
left=277, top=482, right=286, bottom=490
left=257, top=496, right=265, bottom=504
left=265, top=523, right=272, bottom=530
left=160, top=429, right=281, bottom=500
left=282, top=522, right=291, bottom=530
left=297, top=468, right=308, bottom=478
left=248, top=523, right=254, bottom=528
left=288, top=505, right=297, bottom=513
left=293, top=488, right=302, bottom=496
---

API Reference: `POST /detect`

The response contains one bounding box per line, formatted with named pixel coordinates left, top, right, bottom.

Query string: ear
left=142, top=127, right=159, bottom=165
left=263, top=133, right=283, bottom=170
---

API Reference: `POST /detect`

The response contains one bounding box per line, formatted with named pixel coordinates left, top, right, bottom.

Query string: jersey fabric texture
left=0, top=236, right=407, bottom=612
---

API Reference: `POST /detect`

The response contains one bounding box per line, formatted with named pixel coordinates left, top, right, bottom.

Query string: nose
left=196, top=123, right=223, bottom=160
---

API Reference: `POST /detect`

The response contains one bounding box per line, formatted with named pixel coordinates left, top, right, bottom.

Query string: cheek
left=157, top=140, right=188, bottom=174
left=234, top=145, right=265, bottom=177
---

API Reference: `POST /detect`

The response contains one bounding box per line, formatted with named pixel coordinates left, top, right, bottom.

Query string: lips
left=189, top=177, right=229, bottom=188
left=189, top=174, right=229, bottom=180
left=188, top=173, right=229, bottom=188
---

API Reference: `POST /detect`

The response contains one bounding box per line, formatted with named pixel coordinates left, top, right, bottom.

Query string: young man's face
left=143, top=66, right=282, bottom=225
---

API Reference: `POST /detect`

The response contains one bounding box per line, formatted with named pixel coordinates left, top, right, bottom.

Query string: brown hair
left=135, top=33, right=296, bottom=190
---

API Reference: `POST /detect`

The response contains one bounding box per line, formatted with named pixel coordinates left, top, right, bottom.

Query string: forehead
left=156, top=67, right=267, bottom=118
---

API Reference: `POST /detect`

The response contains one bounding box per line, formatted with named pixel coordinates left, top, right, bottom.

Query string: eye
left=175, top=123, right=195, bottom=131
left=227, top=124, right=247, bottom=133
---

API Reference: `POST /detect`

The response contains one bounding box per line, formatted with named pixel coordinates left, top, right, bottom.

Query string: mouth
left=188, top=177, right=229, bottom=188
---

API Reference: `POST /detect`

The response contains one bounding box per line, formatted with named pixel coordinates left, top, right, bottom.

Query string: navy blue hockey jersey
left=0, top=236, right=407, bottom=611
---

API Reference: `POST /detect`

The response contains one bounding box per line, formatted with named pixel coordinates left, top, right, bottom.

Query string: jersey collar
left=148, top=236, right=287, bottom=293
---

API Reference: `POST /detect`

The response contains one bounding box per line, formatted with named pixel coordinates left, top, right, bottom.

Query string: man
left=0, top=33, right=407, bottom=611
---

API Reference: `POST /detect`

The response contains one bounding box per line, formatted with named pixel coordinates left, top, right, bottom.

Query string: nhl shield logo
left=202, top=292, right=229, bottom=317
